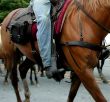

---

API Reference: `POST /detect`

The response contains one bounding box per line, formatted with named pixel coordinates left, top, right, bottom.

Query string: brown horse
left=0, top=24, right=18, bottom=83
left=0, top=24, right=43, bottom=102
left=1, top=0, right=110, bottom=102
left=0, top=23, right=25, bottom=102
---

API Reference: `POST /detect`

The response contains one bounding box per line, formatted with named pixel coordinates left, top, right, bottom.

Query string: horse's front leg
left=33, top=66, right=39, bottom=85
left=67, top=71, right=81, bottom=102
left=22, top=79, right=30, bottom=102
left=65, top=48, right=107, bottom=102
left=38, top=65, right=45, bottom=77
left=4, top=69, right=10, bottom=84
left=0, top=67, right=2, bottom=73
left=19, top=58, right=35, bottom=102
left=30, top=67, right=34, bottom=85
left=10, top=64, right=22, bottom=102
left=19, top=67, right=30, bottom=102
left=78, top=66, right=107, bottom=102
left=97, top=60, right=108, bottom=83
left=3, top=59, right=10, bottom=84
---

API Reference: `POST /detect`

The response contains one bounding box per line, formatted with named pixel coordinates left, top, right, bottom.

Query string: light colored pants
left=30, top=0, right=52, bottom=67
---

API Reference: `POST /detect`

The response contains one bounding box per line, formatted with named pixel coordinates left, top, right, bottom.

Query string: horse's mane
left=80, top=0, right=110, bottom=12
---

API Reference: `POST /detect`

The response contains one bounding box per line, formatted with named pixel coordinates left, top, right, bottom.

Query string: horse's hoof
left=23, top=99, right=30, bottom=102
left=18, top=84, right=22, bottom=92
left=103, top=80, right=108, bottom=84
left=35, top=81, right=39, bottom=85
left=30, top=82, right=34, bottom=85
left=40, top=74, right=45, bottom=77
left=3, top=81, right=8, bottom=85
left=100, top=76, right=108, bottom=84
left=36, top=83, right=40, bottom=87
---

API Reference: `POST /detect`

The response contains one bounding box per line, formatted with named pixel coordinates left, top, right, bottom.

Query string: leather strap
left=61, top=41, right=106, bottom=51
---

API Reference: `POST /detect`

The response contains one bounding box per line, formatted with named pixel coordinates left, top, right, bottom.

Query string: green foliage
left=0, top=0, right=30, bottom=23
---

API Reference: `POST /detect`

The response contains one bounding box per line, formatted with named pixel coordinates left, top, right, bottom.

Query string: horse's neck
left=90, top=8, right=110, bottom=40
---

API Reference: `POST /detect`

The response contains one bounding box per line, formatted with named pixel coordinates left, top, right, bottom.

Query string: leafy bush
left=0, top=0, right=29, bottom=23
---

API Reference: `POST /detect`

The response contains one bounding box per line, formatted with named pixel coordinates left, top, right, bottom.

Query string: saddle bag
left=10, top=21, right=30, bottom=44
left=8, top=7, right=36, bottom=45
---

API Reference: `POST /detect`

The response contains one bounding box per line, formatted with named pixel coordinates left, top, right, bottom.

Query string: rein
left=61, top=41, right=106, bottom=51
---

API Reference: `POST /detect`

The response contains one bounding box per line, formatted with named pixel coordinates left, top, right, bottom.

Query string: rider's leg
left=32, top=0, right=61, bottom=78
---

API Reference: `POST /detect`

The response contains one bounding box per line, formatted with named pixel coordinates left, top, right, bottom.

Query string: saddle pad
left=8, top=7, right=35, bottom=30
left=54, top=0, right=72, bottom=34
left=31, top=0, right=72, bottom=40
left=31, top=22, right=37, bottom=41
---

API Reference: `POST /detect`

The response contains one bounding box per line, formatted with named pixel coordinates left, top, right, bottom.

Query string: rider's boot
left=45, top=41, right=65, bottom=79
left=45, top=56, right=65, bottom=79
